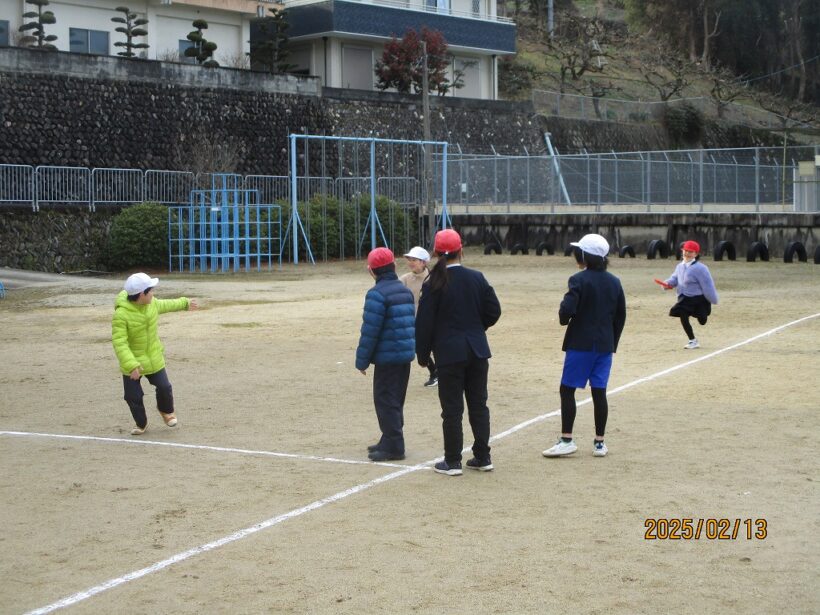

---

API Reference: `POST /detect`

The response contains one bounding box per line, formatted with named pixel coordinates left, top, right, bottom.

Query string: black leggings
left=680, top=316, right=695, bottom=340
left=560, top=384, right=608, bottom=437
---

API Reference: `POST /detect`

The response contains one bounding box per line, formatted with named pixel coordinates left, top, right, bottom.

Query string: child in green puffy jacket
left=112, top=272, right=198, bottom=435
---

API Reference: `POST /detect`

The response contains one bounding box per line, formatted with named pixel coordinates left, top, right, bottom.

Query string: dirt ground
left=1, top=253, right=818, bottom=615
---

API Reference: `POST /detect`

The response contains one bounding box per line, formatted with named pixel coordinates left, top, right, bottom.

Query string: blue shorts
left=561, top=350, right=613, bottom=389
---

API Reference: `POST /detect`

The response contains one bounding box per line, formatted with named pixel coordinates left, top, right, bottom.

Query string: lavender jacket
left=665, top=260, right=719, bottom=304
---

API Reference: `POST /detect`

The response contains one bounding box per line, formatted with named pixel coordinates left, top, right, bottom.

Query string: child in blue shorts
left=543, top=234, right=626, bottom=458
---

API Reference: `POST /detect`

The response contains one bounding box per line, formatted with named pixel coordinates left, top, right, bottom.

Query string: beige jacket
left=399, top=270, right=428, bottom=312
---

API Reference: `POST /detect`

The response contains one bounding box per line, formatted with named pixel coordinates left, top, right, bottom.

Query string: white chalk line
left=23, top=312, right=820, bottom=615
left=0, top=432, right=414, bottom=470
left=23, top=464, right=424, bottom=615
left=491, top=311, right=820, bottom=442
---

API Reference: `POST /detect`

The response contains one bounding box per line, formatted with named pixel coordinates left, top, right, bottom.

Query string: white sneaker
left=593, top=441, right=608, bottom=457
left=542, top=439, right=577, bottom=457
left=684, top=339, right=700, bottom=349
left=131, top=425, right=147, bottom=435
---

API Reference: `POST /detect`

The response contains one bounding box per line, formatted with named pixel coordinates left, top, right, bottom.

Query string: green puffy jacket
left=112, top=290, right=190, bottom=376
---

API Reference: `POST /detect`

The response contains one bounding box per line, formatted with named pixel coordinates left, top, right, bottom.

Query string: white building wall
left=3, top=0, right=505, bottom=99
left=3, top=0, right=250, bottom=64
left=0, top=0, right=21, bottom=45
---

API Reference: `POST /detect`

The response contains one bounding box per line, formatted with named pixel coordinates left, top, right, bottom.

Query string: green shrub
left=279, top=195, right=419, bottom=261
left=663, top=102, right=704, bottom=146
left=106, top=201, right=168, bottom=271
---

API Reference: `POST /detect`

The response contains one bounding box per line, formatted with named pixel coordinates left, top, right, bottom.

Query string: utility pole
left=548, top=0, right=554, bottom=40
left=421, top=40, right=435, bottom=245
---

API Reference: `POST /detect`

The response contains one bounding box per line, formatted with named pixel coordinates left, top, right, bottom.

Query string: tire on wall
left=783, top=241, right=807, bottom=263
left=814, top=245, right=820, bottom=265
left=647, top=239, right=670, bottom=260
left=564, top=245, right=575, bottom=256
left=714, top=240, right=736, bottom=262
left=618, top=245, right=635, bottom=258
left=510, top=243, right=529, bottom=255
left=746, top=241, right=769, bottom=262
left=535, top=241, right=554, bottom=256
left=483, top=243, right=502, bottom=255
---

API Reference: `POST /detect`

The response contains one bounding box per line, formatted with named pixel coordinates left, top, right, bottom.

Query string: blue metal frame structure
left=168, top=173, right=282, bottom=273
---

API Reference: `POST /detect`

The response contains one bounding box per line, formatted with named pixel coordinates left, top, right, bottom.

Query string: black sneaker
left=368, top=450, right=405, bottom=462
left=466, top=457, right=494, bottom=472
left=433, top=460, right=462, bottom=476
left=423, top=377, right=438, bottom=387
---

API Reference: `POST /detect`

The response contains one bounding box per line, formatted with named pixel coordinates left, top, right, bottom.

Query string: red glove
left=654, top=278, right=672, bottom=290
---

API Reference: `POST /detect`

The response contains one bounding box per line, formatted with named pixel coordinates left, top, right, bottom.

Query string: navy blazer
left=415, top=265, right=501, bottom=367
left=560, top=268, right=626, bottom=353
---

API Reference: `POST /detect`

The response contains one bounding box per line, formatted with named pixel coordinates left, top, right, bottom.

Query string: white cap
left=404, top=246, right=430, bottom=261
left=124, top=272, right=159, bottom=295
left=570, top=233, right=610, bottom=257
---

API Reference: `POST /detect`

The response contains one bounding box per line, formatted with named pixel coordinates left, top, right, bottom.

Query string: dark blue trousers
left=372, top=363, right=411, bottom=455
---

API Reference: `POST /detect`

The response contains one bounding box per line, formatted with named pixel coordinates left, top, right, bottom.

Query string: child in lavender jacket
left=661, top=240, right=719, bottom=349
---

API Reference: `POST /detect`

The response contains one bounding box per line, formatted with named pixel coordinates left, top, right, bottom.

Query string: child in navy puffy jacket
left=355, top=248, right=416, bottom=462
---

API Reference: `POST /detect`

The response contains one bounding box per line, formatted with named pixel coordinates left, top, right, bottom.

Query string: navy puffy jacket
left=355, top=271, right=416, bottom=370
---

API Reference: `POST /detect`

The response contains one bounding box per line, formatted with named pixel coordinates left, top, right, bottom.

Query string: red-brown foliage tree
left=374, top=28, right=457, bottom=95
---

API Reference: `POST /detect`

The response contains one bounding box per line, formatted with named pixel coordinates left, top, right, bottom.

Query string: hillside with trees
left=499, top=0, right=818, bottom=129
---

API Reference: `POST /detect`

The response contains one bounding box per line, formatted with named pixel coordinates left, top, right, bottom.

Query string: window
left=472, top=0, right=481, bottom=16
left=69, top=28, right=109, bottom=55
left=179, top=39, right=196, bottom=64
left=0, top=20, right=9, bottom=47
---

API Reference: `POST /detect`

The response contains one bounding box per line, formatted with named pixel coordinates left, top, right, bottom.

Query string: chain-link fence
left=532, top=90, right=813, bottom=131
left=436, top=145, right=819, bottom=213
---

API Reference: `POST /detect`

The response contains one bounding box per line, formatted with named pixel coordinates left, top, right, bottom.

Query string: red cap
left=434, top=229, right=462, bottom=254
left=682, top=240, right=700, bottom=253
left=367, top=247, right=395, bottom=269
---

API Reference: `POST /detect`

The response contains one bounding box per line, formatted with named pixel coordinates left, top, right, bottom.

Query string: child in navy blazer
left=543, top=234, right=626, bottom=459
left=416, top=229, right=501, bottom=476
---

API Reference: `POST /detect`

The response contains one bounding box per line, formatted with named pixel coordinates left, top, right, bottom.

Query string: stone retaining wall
left=0, top=209, right=117, bottom=272
left=0, top=47, right=806, bottom=273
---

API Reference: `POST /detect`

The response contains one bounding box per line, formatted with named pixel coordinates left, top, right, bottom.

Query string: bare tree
left=170, top=132, right=247, bottom=174
left=756, top=91, right=817, bottom=132
left=156, top=48, right=181, bottom=63
left=784, top=0, right=807, bottom=101
left=547, top=12, right=609, bottom=93
left=699, top=0, right=721, bottom=68
left=704, top=64, right=746, bottom=119
left=631, top=37, right=690, bottom=101
left=222, top=50, right=250, bottom=70
left=585, top=79, right=622, bottom=119
left=756, top=91, right=817, bottom=203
